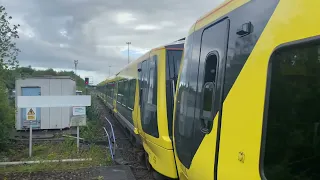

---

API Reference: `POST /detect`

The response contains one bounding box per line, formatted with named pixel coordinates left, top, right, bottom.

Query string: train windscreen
left=166, top=50, right=183, bottom=138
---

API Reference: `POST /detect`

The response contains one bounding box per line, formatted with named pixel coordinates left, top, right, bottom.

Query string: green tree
left=32, top=68, right=57, bottom=76
left=19, top=66, right=35, bottom=77
left=0, top=6, right=20, bottom=78
left=0, top=82, right=14, bottom=150
left=0, top=6, right=20, bottom=150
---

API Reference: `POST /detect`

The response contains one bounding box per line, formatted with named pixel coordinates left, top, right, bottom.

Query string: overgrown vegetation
left=0, top=138, right=111, bottom=173
left=0, top=6, right=20, bottom=151
left=80, top=96, right=104, bottom=142
left=0, top=95, right=111, bottom=173
left=0, top=82, right=15, bottom=150
left=0, top=94, right=111, bottom=174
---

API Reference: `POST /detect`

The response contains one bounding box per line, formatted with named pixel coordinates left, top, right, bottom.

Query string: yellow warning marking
left=28, top=116, right=36, bottom=120
left=27, top=108, right=35, bottom=115
left=26, top=108, right=36, bottom=121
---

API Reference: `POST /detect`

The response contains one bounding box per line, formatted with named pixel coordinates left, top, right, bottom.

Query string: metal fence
left=103, top=117, right=116, bottom=161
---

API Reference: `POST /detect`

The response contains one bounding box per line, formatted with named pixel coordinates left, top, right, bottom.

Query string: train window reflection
left=201, top=53, right=218, bottom=123
left=264, top=42, right=320, bottom=180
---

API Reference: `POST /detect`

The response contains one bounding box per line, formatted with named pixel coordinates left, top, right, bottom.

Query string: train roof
left=97, top=37, right=185, bottom=85
left=164, top=37, right=185, bottom=49
left=189, top=0, right=249, bottom=34
left=113, top=38, right=184, bottom=75
left=97, top=75, right=117, bottom=86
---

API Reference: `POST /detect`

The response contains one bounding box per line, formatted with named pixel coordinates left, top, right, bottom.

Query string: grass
left=0, top=96, right=111, bottom=174
left=80, top=97, right=105, bottom=143
left=0, top=137, right=112, bottom=173
left=80, top=120, right=104, bottom=143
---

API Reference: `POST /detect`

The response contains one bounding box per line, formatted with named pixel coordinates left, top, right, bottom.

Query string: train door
left=138, top=58, right=149, bottom=139
left=140, top=56, right=159, bottom=138
left=166, top=50, right=183, bottom=139
left=174, top=19, right=229, bottom=179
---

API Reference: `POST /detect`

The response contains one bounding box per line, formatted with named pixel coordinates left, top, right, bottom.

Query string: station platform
left=97, top=165, right=136, bottom=180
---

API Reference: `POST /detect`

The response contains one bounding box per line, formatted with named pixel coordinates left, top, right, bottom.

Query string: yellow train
left=99, top=0, right=320, bottom=179
left=97, top=38, right=185, bottom=178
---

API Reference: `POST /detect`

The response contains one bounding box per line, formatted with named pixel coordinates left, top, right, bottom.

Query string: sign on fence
left=17, top=95, right=91, bottom=157
left=73, top=106, right=86, bottom=116
left=70, top=116, right=87, bottom=126
left=71, top=106, right=87, bottom=153
left=26, top=108, right=36, bottom=121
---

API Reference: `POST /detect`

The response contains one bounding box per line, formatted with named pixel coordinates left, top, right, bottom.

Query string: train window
left=113, top=82, right=117, bottom=99
left=140, top=60, right=149, bottom=109
left=117, top=81, right=124, bottom=104
left=106, top=84, right=110, bottom=97
left=141, top=60, right=149, bottom=107
left=141, top=56, right=159, bottom=138
left=200, top=53, right=218, bottom=132
left=174, top=34, right=195, bottom=168
left=108, top=83, right=112, bottom=98
left=107, top=84, right=109, bottom=97
left=166, top=50, right=183, bottom=137
left=108, top=83, right=111, bottom=98
left=121, top=81, right=125, bottom=104
left=111, top=83, right=114, bottom=99
left=139, top=59, right=149, bottom=129
left=110, top=83, right=114, bottom=99
left=128, top=79, right=136, bottom=110
left=167, top=50, right=183, bottom=86
left=263, top=41, right=320, bottom=180
left=123, top=80, right=128, bottom=106
left=116, top=82, right=120, bottom=103
left=114, top=82, right=117, bottom=100
left=138, top=63, right=142, bottom=106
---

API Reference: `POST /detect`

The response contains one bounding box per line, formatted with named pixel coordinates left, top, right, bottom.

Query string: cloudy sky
left=1, top=0, right=224, bottom=84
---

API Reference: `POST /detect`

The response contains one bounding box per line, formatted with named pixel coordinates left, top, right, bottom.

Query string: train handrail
left=103, top=127, right=114, bottom=161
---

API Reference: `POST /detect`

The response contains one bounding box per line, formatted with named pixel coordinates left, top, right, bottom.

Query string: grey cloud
left=1, top=0, right=224, bottom=79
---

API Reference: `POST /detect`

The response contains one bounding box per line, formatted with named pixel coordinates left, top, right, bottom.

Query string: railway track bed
left=94, top=94, right=155, bottom=180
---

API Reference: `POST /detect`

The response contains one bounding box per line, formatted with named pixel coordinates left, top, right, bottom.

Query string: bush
left=0, top=81, right=15, bottom=150
left=80, top=99, right=103, bottom=142
left=0, top=5, right=20, bottom=151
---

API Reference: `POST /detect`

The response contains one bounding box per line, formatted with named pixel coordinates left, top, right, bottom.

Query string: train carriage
left=173, top=0, right=320, bottom=179
left=97, top=76, right=118, bottom=111
left=137, top=41, right=184, bottom=178
left=98, top=0, right=320, bottom=179
left=98, top=38, right=185, bottom=178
